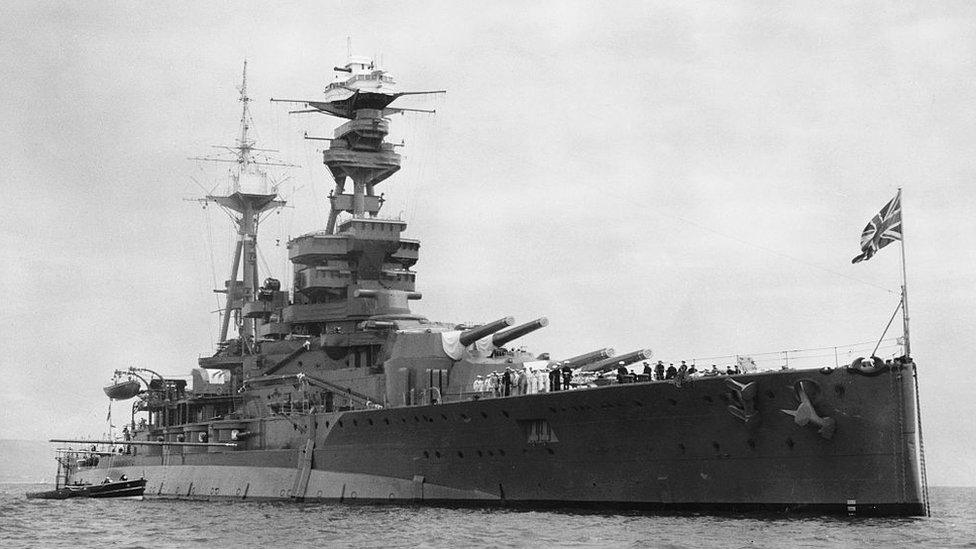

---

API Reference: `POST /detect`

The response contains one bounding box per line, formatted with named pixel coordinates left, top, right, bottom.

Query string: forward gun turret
left=557, top=347, right=615, bottom=369
left=459, top=316, right=515, bottom=346
left=492, top=317, right=548, bottom=347
left=581, top=348, right=653, bottom=372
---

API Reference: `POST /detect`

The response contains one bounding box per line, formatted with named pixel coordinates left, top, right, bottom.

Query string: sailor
left=726, top=365, right=735, bottom=375
left=655, top=361, right=665, bottom=381
left=688, top=364, right=697, bottom=377
left=517, top=369, right=528, bottom=395
left=561, top=365, right=573, bottom=390
left=678, top=362, right=688, bottom=381
left=473, top=375, right=484, bottom=395
left=642, top=361, right=653, bottom=380
left=502, top=368, right=513, bottom=397
left=536, top=368, right=548, bottom=393
left=549, top=365, right=561, bottom=392
left=711, top=364, right=720, bottom=376
left=616, top=362, right=629, bottom=384
left=665, top=363, right=677, bottom=380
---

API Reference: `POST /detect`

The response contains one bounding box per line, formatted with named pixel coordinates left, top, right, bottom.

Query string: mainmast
left=191, top=60, right=294, bottom=349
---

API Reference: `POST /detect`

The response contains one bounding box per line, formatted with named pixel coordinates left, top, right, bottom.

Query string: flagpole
left=898, top=187, right=911, bottom=358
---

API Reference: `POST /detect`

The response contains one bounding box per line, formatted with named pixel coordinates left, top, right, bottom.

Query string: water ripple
left=0, top=484, right=973, bottom=549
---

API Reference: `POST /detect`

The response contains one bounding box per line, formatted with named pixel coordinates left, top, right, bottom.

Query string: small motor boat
left=27, top=478, right=147, bottom=500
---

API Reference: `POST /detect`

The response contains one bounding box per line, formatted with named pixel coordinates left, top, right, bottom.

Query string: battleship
left=49, top=56, right=929, bottom=516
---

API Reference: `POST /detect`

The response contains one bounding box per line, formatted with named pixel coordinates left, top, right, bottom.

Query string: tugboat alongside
left=52, top=55, right=929, bottom=515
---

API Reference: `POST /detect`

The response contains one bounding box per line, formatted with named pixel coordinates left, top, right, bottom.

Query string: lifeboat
left=103, top=379, right=141, bottom=400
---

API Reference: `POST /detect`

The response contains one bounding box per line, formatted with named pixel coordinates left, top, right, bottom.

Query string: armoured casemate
left=55, top=56, right=929, bottom=516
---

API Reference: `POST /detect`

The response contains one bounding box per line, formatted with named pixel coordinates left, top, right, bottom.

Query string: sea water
left=0, top=483, right=974, bottom=548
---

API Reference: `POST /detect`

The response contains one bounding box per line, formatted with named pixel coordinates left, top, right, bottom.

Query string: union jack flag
left=852, top=191, right=902, bottom=264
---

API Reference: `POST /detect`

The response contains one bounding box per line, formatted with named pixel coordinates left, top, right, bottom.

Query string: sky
left=1, top=1, right=974, bottom=486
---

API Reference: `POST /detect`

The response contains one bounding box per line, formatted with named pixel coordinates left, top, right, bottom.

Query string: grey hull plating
left=76, top=365, right=925, bottom=515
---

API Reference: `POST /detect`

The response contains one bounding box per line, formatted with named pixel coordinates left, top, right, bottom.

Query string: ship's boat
left=26, top=447, right=147, bottom=500
left=103, top=379, right=141, bottom=400
left=54, top=57, right=930, bottom=516
left=26, top=478, right=147, bottom=500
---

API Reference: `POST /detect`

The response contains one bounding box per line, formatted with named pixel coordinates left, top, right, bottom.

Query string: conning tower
left=281, top=57, right=444, bottom=336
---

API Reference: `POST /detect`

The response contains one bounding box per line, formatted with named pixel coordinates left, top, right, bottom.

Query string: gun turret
left=581, top=348, right=653, bottom=373
left=459, top=316, right=515, bottom=346
left=556, top=348, right=615, bottom=369
left=492, top=317, right=548, bottom=347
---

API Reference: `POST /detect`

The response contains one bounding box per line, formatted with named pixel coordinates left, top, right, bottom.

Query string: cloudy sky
left=2, top=1, right=974, bottom=485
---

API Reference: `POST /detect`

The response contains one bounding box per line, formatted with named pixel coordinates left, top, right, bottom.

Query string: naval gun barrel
left=459, top=316, right=515, bottom=346
left=492, top=317, right=548, bottom=347
left=581, top=348, right=654, bottom=373
left=557, top=348, right=616, bottom=369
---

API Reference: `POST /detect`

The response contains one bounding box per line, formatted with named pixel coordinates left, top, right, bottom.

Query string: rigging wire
left=689, top=337, right=900, bottom=364
left=202, top=204, right=219, bottom=347
left=657, top=210, right=896, bottom=295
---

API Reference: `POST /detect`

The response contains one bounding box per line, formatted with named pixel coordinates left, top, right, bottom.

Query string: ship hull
left=73, top=364, right=926, bottom=516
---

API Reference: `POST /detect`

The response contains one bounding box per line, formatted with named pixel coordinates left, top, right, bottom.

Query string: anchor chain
left=913, top=362, right=931, bottom=517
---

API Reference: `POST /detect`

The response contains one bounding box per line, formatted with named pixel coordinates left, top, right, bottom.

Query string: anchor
left=781, top=380, right=836, bottom=440
left=725, top=378, right=760, bottom=425
left=847, top=356, right=888, bottom=377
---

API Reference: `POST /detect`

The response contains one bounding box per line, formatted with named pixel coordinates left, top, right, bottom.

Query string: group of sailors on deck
left=627, top=360, right=743, bottom=383
left=472, top=359, right=750, bottom=399
left=472, top=364, right=576, bottom=398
